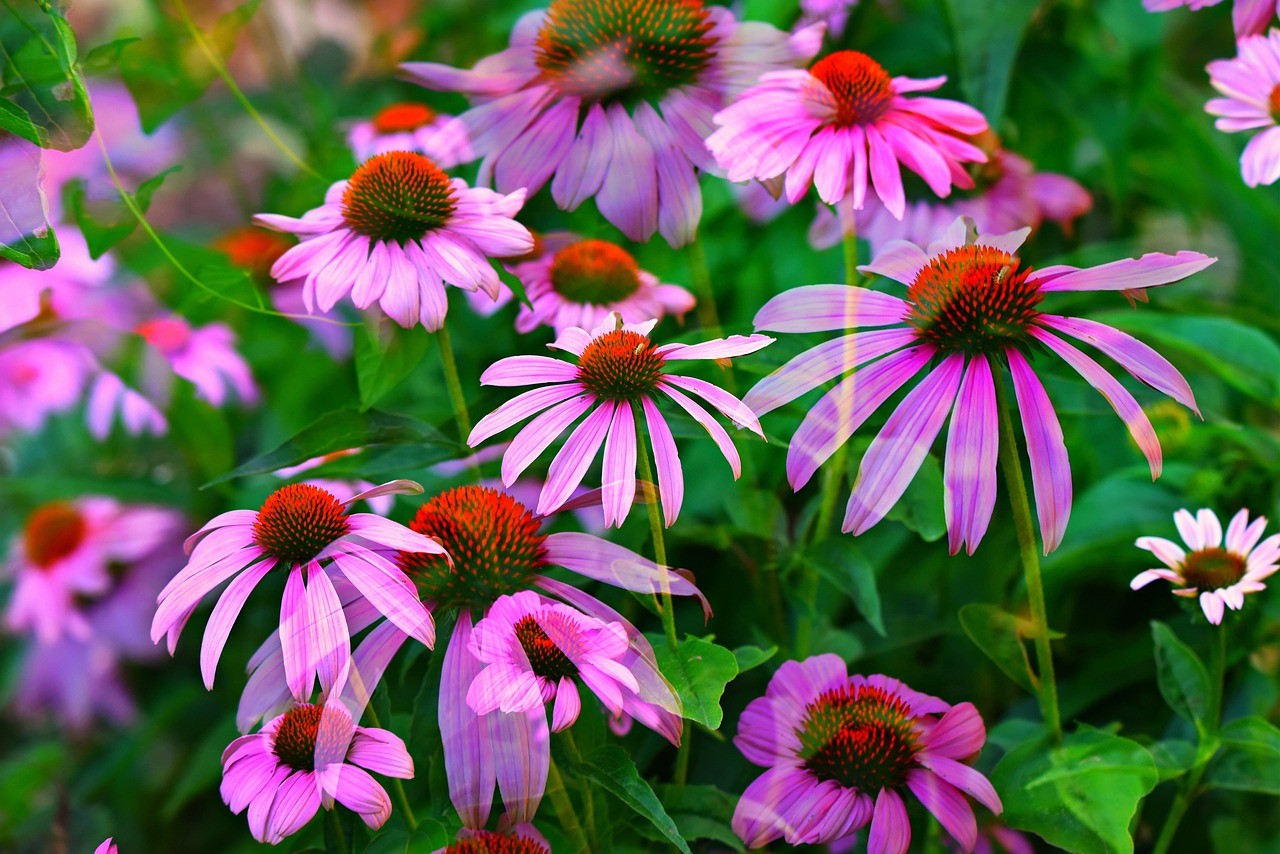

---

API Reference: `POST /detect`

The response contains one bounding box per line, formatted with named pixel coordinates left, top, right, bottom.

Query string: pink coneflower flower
left=507, top=236, right=695, bottom=334
left=1131, top=508, right=1280, bottom=624
left=221, top=700, right=413, bottom=843
left=1206, top=30, right=1280, bottom=186
left=150, top=480, right=443, bottom=699
left=433, top=826, right=551, bottom=854
left=0, top=339, right=93, bottom=436
left=470, top=312, right=771, bottom=527
left=401, top=0, right=822, bottom=246
left=135, top=316, right=258, bottom=408
left=745, top=216, right=1213, bottom=554
left=707, top=50, right=989, bottom=219
left=254, top=152, right=533, bottom=330
left=348, top=102, right=470, bottom=166
left=85, top=371, right=168, bottom=440
left=274, top=449, right=395, bottom=516
left=468, top=590, right=638, bottom=731
left=800, top=0, right=860, bottom=38
left=732, top=654, right=1002, bottom=851
left=1145, top=0, right=1278, bottom=37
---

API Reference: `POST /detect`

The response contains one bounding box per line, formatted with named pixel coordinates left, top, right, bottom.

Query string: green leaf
left=1205, top=716, right=1280, bottom=795
left=1149, top=621, right=1211, bottom=727
left=355, top=319, right=433, bottom=410
left=1149, top=739, right=1197, bottom=783
left=64, top=165, right=181, bottom=258
left=992, top=729, right=1158, bottom=854
left=575, top=745, right=692, bottom=854
left=494, top=258, right=533, bottom=308
left=945, top=0, right=1042, bottom=124
left=653, top=783, right=741, bottom=850
left=882, top=453, right=946, bottom=543
left=0, top=0, right=94, bottom=150
left=804, top=537, right=885, bottom=636
left=0, top=740, right=66, bottom=837
left=0, top=132, right=58, bottom=269
left=360, top=821, right=450, bottom=854
left=655, top=635, right=739, bottom=730
left=731, top=644, right=777, bottom=674
left=160, top=715, right=237, bottom=819
left=79, top=37, right=138, bottom=76
left=958, top=603, right=1037, bottom=693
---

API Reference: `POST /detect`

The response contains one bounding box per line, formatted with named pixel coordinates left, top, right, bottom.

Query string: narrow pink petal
left=641, top=396, right=683, bottom=526
left=1130, top=568, right=1184, bottom=590
left=868, top=788, right=911, bottom=854
left=1007, top=350, right=1072, bottom=554
left=200, top=561, right=273, bottom=690
left=920, top=755, right=1002, bottom=814
left=1135, top=535, right=1187, bottom=569
left=601, top=401, right=638, bottom=528
left=491, top=707, right=550, bottom=823
left=338, top=621, right=410, bottom=725
left=1175, top=508, right=1203, bottom=551
left=906, top=770, right=977, bottom=851
left=1228, top=511, right=1268, bottom=555
left=501, top=394, right=595, bottom=485
left=923, top=701, right=987, bottom=759
left=551, top=102, right=610, bottom=210
left=655, top=333, right=775, bottom=361
left=542, top=531, right=710, bottom=620
left=1035, top=251, right=1215, bottom=292
left=867, top=124, right=906, bottom=219
left=634, top=101, right=701, bottom=247
left=550, top=678, right=582, bottom=730
left=263, top=769, right=322, bottom=843
left=858, top=240, right=931, bottom=285
left=307, top=568, right=350, bottom=696
left=152, top=546, right=261, bottom=644
left=328, top=547, right=434, bottom=648
left=660, top=383, right=742, bottom=478
left=537, top=401, right=615, bottom=516
left=944, top=356, right=998, bottom=556
left=598, top=104, right=658, bottom=241
left=348, top=729, right=414, bottom=778
left=753, top=285, right=910, bottom=333
left=469, top=384, right=585, bottom=445
left=814, top=126, right=854, bottom=203
left=662, top=374, right=762, bottom=434
left=279, top=565, right=315, bottom=702
left=880, top=122, right=953, bottom=197
left=480, top=355, right=580, bottom=387
left=183, top=510, right=258, bottom=554
left=732, top=765, right=819, bottom=849
left=331, top=765, right=393, bottom=829
left=1198, top=508, right=1224, bottom=548
left=441, top=612, right=496, bottom=828
left=1241, top=125, right=1280, bottom=186
left=345, top=514, right=444, bottom=555
left=342, top=479, right=425, bottom=507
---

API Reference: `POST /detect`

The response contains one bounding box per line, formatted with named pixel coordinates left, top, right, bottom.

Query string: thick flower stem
left=674, top=729, right=692, bottom=786
left=993, top=372, right=1063, bottom=744
left=437, top=324, right=474, bottom=441
left=326, top=808, right=351, bottom=854
left=636, top=437, right=678, bottom=651
left=361, top=702, right=419, bottom=832
left=547, top=758, right=591, bottom=854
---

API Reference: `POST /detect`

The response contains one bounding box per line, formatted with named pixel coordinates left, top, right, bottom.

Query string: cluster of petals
left=1206, top=29, right=1280, bottom=186
left=1132, top=508, right=1280, bottom=624
left=746, top=216, right=1213, bottom=554
left=134, top=315, right=259, bottom=408
left=347, top=100, right=471, bottom=166
left=1145, top=0, right=1279, bottom=37
left=732, top=654, right=1002, bottom=851
left=401, top=2, right=822, bottom=246
left=470, top=312, right=771, bottom=527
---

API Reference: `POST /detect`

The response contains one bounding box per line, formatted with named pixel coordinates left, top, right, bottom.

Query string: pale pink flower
left=85, top=371, right=168, bottom=440
left=1132, top=508, right=1280, bottom=624
left=0, top=339, right=93, bottom=436
left=1206, top=29, right=1280, bottom=186
left=1145, top=0, right=1278, bottom=37
left=347, top=101, right=470, bottom=166
left=135, top=315, right=258, bottom=408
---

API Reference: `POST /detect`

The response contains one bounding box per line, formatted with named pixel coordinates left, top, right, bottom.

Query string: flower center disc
left=341, top=152, right=457, bottom=243
left=447, top=831, right=551, bottom=854
left=272, top=704, right=355, bottom=772
left=1182, top=547, right=1247, bottom=591
left=372, top=102, right=437, bottom=134
left=576, top=328, right=665, bottom=401
left=534, top=0, right=716, bottom=103
left=136, top=317, right=192, bottom=356
left=215, top=227, right=294, bottom=279
left=797, top=684, right=920, bottom=791
left=905, top=244, right=1042, bottom=353
left=550, top=240, right=642, bottom=304
left=1270, top=84, right=1280, bottom=122
left=252, top=484, right=351, bottom=565
left=400, top=486, right=548, bottom=609
left=24, top=502, right=87, bottom=569
left=514, top=613, right=580, bottom=679
left=810, top=51, right=895, bottom=127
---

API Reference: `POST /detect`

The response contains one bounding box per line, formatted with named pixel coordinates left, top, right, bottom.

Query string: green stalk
left=437, top=324, right=474, bottom=441
left=360, top=702, right=419, bottom=832
left=547, top=758, right=591, bottom=854
left=636, top=437, right=678, bottom=650
left=560, top=730, right=597, bottom=850
left=686, top=237, right=721, bottom=340
left=326, top=808, right=351, bottom=854
left=674, top=729, right=692, bottom=786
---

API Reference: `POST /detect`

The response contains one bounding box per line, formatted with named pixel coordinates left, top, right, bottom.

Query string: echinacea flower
left=1145, top=0, right=1278, bottom=38
left=799, top=0, right=860, bottom=38
left=254, top=152, right=533, bottom=330
left=94, top=839, right=117, bottom=854
left=0, top=339, right=93, bottom=436
left=150, top=480, right=443, bottom=700
left=86, top=371, right=168, bottom=440
left=470, top=312, right=771, bottom=527
left=506, top=235, right=695, bottom=334
left=135, top=316, right=258, bottom=408
left=274, top=449, right=395, bottom=516
left=468, top=590, right=639, bottom=730
left=401, top=0, right=822, bottom=246
left=221, top=701, right=413, bottom=843
left=1132, top=508, right=1280, bottom=624
left=432, top=825, right=551, bottom=854
left=745, top=216, right=1213, bottom=554
left=732, top=654, right=1002, bottom=852
left=348, top=101, right=470, bottom=166
left=1207, top=29, right=1280, bottom=186
left=707, top=50, right=989, bottom=218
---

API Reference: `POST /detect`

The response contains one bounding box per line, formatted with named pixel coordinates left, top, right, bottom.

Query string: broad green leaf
left=355, top=319, right=433, bottom=411
left=64, top=165, right=181, bottom=258
left=1205, top=716, right=1280, bottom=795
left=360, top=821, right=449, bottom=854
left=1149, top=621, right=1211, bottom=727
left=804, top=537, right=885, bottom=636
left=945, top=0, right=1042, bottom=124
left=732, top=644, right=777, bottom=674
left=652, top=785, right=744, bottom=852
left=576, top=745, right=692, bottom=854
left=992, top=729, right=1158, bottom=854
left=0, top=0, right=94, bottom=150
left=655, top=635, right=739, bottom=730
left=79, top=37, right=138, bottom=76
left=0, top=132, right=58, bottom=269
left=883, top=453, right=946, bottom=543
left=958, top=603, right=1037, bottom=693
left=1148, top=739, right=1197, bottom=783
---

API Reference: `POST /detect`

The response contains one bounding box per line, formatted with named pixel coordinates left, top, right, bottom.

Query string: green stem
left=561, top=730, right=597, bottom=850
left=437, top=324, right=474, bottom=441
left=635, top=437, right=678, bottom=650
left=1151, top=764, right=1206, bottom=854
left=686, top=237, right=721, bottom=340
left=993, top=371, right=1063, bottom=744
left=1207, top=624, right=1227, bottom=732
left=547, top=758, right=591, bottom=854
left=674, top=728, right=692, bottom=786
left=326, top=807, right=351, bottom=854
left=360, top=701, right=419, bottom=832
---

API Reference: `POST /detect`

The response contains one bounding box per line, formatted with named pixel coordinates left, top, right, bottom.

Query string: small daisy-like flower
left=432, top=826, right=551, bottom=854
left=471, top=312, right=771, bottom=526
left=1145, top=0, right=1278, bottom=38
left=150, top=480, right=443, bottom=699
left=135, top=316, right=258, bottom=408
left=707, top=50, right=989, bottom=218
left=507, top=235, right=695, bottom=334
left=1132, top=508, right=1280, bottom=624
left=348, top=101, right=470, bottom=166
left=254, top=152, right=533, bottom=330
left=746, top=216, right=1213, bottom=554
left=221, top=701, right=413, bottom=843
left=1207, top=29, right=1280, bottom=186
left=402, top=0, right=822, bottom=246
left=732, top=654, right=1002, bottom=851
left=468, top=590, right=639, bottom=731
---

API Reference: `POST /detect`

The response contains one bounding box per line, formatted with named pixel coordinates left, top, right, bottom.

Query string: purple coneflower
left=1145, top=0, right=1278, bottom=37
left=1207, top=29, right=1280, bottom=186
left=433, top=826, right=551, bottom=854
left=348, top=102, right=470, bottom=166
left=135, top=316, right=258, bottom=408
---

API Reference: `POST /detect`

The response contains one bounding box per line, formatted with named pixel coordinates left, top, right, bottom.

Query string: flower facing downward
left=221, top=701, right=413, bottom=843
left=1132, top=508, right=1280, bottom=624
left=254, top=153, right=533, bottom=330
left=707, top=50, right=989, bottom=218
left=470, top=313, right=772, bottom=527
left=348, top=102, right=471, bottom=166
left=732, top=655, right=1001, bottom=852
left=746, top=216, right=1213, bottom=555
left=1206, top=29, right=1280, bottom=186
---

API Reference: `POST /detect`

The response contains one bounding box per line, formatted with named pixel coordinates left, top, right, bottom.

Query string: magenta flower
left=1145, top=0, right=1278, bottom=37
left=0, top=340, right=93, bottom=436
left=254, top=152, right=533, bottom=330
left=506, top=235, right=695, bottom=335
left=347, top=101, right=471, bottom=166
left=134, top=316, right=258, bottom=408
left=94, top=839, right=117, bottom=854
left=471, top=312, right=771, bottom=527
left=86, top=371, right=168, bottom=440
left=732, top=654, right=1002, bottom=852
left=1207, top=30, right=1280, bottom=186
left=799, top=0, right=860, bottom=39
left=1132, top=508, right=1280, bottom=624
left=150, top=480, right=442, bottom=699
left=707, top=50, right=989, bottom=218
left=274, top=449, right=395, bottom=516
left=401, top=0, right=822, bottom=246
left=221, top=700, right=413, bottom=843
left=745, top=216, right=1213, bottom=554
left=432, top=826, right=551, bottom=854
left=468, top=590, right=639, bottom=731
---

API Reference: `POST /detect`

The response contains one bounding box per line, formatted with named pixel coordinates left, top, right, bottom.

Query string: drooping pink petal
left=338, top=621, right=411, bottom=725
left=542, top=532, right=711, bottom=621
left=200, top=560, right=274, bottom=691
left=480, top=355, right=581, bottom=387
left=1130, top=568, right=1185, bottom=590
left=330, top=765, right=393, bottom=829
left=1034, top=251, right=1215, bottom=292
left=1007, top=351, right=1072, bottom=554
left=921, top=701, right=987, bottom=759
left=348, top=728, right=414, bottom=778
left=279, top=565, right=316, bottom=702
left=732, top=764, right=820, bottom=849
left=441, top=612, right=496, bottom=828
left=490, top=707, right=550, bottom=824
left=753, top=285, right=910, bottom=333
left=601, top=401, right=638, bottom=528
left=662, top=374, right=763, bottom=433
left=469, top=384, right=586, bottom=446
left=597, top=104, right=658, bottom=242
left=905, top=770, right=977, bottom=852
left=919, top=755, right=1003, bottom=814
left=641, top=396, right=683, bottom=527
left=328, top=547, right=435, bottom=648
left=867, top=787, right=911, bottom=854
left=307, top=568, right=350, bottom=696
left=944, top=356, right=998, bottom=556
left=867, top=124, right=906, bottom=220
left=655, top=334, right=775, bottom=362
left=501, top=394, right=596, bottom=486
left=660, top=384, right=742, bottom=478
left=537, top=401, right=615, bottom=516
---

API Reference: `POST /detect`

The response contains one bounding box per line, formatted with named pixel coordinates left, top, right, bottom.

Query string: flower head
left=135, top=315, right=258, bottom=408
left=401, top=0, right=822, bottom=246
left=1145, top=0, right=1278, bottom=38
left=470, top=312, right=771, bottom=527
left=707, top=50, right=989, bottom=218
left=1132, top=508, right=1280, bottom=624
left=1207, top=29, right=1280, bottom=186
left=348, top=101, right=471, bottom=166
left=732, top=655, right=1001, bottom=851
left=433, top=826, right=551, bottom=854
left=746, top=216, right=1213, bottom=554
left=254, top=153, right=532, bottom=330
